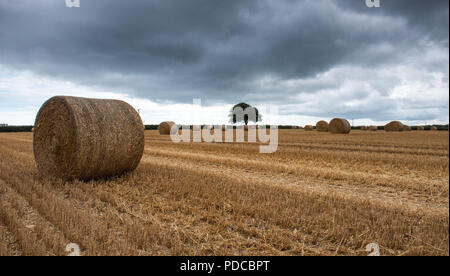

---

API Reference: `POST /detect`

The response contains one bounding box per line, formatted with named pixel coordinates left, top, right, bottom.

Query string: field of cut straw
left=0, top=130, right=448, bottom=256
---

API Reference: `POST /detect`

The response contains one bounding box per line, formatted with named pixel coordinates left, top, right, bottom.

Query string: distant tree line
left=0, top=125, right=34, bottom=132
left=1, top=124, right=448, bottom=133
left=351, top=125, right=449, bottom=131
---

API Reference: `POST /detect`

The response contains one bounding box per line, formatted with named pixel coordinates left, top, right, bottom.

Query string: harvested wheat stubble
left=33, top=96, right=145, bottom=180
left=385, top=121, right=405, bottom=132
left=304, top=125, right=314, bottom=131
left=328, top=118, right=351, bottom=134
left=369, top=126, right=378, bottom=131
left=316, top=121, right=329, bottom=132
left=158, top=121, right=176, bottom=135
left=417, top=126, right=425, bottom=131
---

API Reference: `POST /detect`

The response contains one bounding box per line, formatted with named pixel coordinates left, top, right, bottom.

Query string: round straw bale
left=158, top=121, right=176, bottom=135
left=316, top=121, right=329, bottom=132
left=417, top=126, right=424, bottom=131
left=431, top=126, right=438, bottom=131
left=304, top=125, right=314, bottom=131
left=360, top=126, right=367, bottom=131
left=328, top=118, right=351, bottom=134
left=369, top=126, right=378, bottom=131
left=403, top=125, right=411, bottom=131
left=31, top=127, right=34, bottom=132
left=33, top=96, right=144, bottom=180
left=385, top=121, right=404, bottom=132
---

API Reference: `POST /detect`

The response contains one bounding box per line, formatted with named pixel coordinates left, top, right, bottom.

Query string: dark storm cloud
left=342, top=0, right=449, bottom=42
left=0, top=0, right=448, bottom=121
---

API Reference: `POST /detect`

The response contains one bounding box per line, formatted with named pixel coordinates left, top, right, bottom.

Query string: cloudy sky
left=0, top=0, right=448, bottom=126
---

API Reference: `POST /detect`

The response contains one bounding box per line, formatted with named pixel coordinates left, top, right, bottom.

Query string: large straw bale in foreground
left=329, top=118, right=351, bottom=134
left=316, top=121, right=329, bottom=132
left=158, top=121, right=176, bottom=135
left=33, top=96, right=144, bottom=180
left=385, top=121, right=404, bottom=132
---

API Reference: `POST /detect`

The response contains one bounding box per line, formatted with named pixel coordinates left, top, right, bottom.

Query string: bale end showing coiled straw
left=158, top=121, right=176, bottom=135
left=33, top=96, right=145, bottom=180
left=316, top=121, right=329, bottom=132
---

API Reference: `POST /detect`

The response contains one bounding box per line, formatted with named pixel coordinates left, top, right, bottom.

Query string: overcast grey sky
left=0, top=0, right=448, bottom=125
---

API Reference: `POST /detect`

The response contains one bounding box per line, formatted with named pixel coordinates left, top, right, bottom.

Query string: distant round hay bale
left=304, top=125, right=314, bottom=131
left=328, top=118, right=351, bottom=134
left=417, top=126, right=424, bottom=131
left=316, top=121, right=329, bottom=132
left=403, top=125, right=411, bottom=131
left=431, top=126, right=438, bottom=131
left=360, top=126, right=367, bottom=131
left=33, top=96, right=144, bottom=180
left=31, top=127, right=34, bottom=132
left=158, top=121, right=176, bottom=135
left=385, top=121, right=404, bottom=132
left=369, top=126, right=378, bottom=131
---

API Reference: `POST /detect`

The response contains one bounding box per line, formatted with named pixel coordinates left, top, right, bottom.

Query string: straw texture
left=329, top=118, right=351, bottom=134
left=158, top=121, right=176, bottom=135
left=385, top=121, right=404, bottom=132
left=33, top=96, right=144, bottom=180
left=316, top=121, right=329, bottom=132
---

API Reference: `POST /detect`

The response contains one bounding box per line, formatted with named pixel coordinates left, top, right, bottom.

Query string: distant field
left=0, top=130, right=448, bottom=256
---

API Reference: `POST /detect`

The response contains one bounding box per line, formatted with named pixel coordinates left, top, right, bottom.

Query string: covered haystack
left=316, top=121, right=329, bottom=132
left=33, top=96, right=144, bottom=180
left=329, top=118, right=351, bottom=134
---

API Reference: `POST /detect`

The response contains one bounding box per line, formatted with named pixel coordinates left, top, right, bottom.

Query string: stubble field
left=0, top=129, right=448, bottom=256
